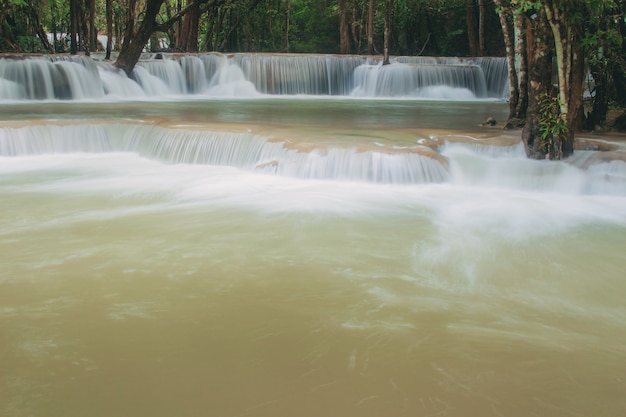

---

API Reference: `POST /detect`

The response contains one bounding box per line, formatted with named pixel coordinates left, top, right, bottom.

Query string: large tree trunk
left=115, top=0, right=165, bottom=76
left=522, top=8, right=553, bottom=159
left=543, top=0, right=586, bottom=158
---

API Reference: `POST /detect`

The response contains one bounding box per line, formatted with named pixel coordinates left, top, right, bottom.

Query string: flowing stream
left=1, top=54, right=626, bottom=417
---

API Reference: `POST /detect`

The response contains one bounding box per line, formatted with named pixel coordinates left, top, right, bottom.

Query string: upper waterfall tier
left=0, top=53, right=509, bottom=101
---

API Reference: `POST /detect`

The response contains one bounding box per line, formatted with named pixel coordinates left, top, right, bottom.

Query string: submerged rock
left=481, top=116, right=497, bottom=127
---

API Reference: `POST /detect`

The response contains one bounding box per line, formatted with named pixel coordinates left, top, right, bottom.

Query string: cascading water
left=0, top=53, right=510, bottom=100
left=351, top=62, right=487, bottom=99
left=1, top=121, right=623, bottom=194
left=0, top=123, right=448, bottom=184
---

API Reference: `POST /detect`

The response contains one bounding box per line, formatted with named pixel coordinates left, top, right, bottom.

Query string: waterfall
left=136, top=59, right=188, bottom=95
left=395, top=56, right=509, bottom=99
left=232, top=54, right=365, bottom=95
left=2, top=122, right=624, bottom=194
left=473, top=57, right=510, bottom=99
left=0, top=53, right=509, bottom=101
left=351, top=62, right=487, bottom=99
left=0, top=123, right=449, bottom=184
left=0, top=56, right=104, bottom=100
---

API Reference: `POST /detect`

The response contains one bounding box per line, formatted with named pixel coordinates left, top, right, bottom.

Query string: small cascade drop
left=351, top=62, right=487, bottom=99
left=396, top=56, right=509, bottom=99
left=136, top=58, right=188, bottom=95
left=473, top=57, right=509, bottom=99
left=233, top=54, right=365, bottom=95
left=0, top=123, right=449, bottom=184
left=204, top=54, right=259, bottom=96
left=0, top=56, right=105, bottom=100
left=180, top=55, right=209, bottom=93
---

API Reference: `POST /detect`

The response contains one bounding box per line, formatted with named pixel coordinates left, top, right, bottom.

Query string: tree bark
left=217, top=0, right=263, bottom=51
left=367, top=0, right=374, bottom=54
left=495, top=0, right=528, bottom=123
left=70, top=0, right=79, bottom=54
left=351, top=0, right=360, bottom=53
left=105, top=0, right=113, bottom=59
left=88, top=0, right=96, bottom=52
left=284, top=0, right=290, bottom=52
left=522, top=8, right=553, bottom=159
left=115, top=0, right=220, bottom=75
left=115, top=0, right=165, bottom=75
left=513, top=10, right=528, bottom=119
left=478, top=0, right=486, bottom=55
left=25, top=1, right=54, bottom=52
left=466, top=0, right=478, bottom=56
left=339, top=0, right=351, bottom=54
left=382, top=0, right=391, bottom=64
left=543, top=0, right=586, bottom=158
left=494, top=1, right=518, bottom=118
left=179, top=2, right=202, bottom=52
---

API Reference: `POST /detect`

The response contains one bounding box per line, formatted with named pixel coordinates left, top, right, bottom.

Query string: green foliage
left=7, top=0, right=29, bottom=7
left=538, top=93, right=568, bottom=156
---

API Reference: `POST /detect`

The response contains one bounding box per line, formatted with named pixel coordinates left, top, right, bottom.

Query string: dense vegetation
left=0, top=0, right=504, bottom=57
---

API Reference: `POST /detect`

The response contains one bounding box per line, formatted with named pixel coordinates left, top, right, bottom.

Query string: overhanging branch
left=154, top=0, right=226, bottom=33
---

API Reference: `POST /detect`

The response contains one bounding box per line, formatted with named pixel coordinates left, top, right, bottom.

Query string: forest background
left=0, top=0, right=505, bottom=57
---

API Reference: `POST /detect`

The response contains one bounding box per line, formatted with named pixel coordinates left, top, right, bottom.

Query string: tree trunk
left=382, top=0, right=391, bottom=64
left=543, top=0, right=586, bottom=158
left=351, top=0, right=360, bottom=53
left=88, top=0, right=96, bottom=51
left=105, top=0, right=113, bottom=59
left=477, top=0, right=486, bottom=55
left=25, top=1, right=54, bottom=52
left=217, top=0, right=263, bottom=51
left=466, top=0, right=478, bottom=56
left=78, top=0, right=91, bottom=54
left=284, top=0, right=289, bottom=52
left=522, top=8, right=553, bottom=159
left=179, top=2, right=201, bottom=52
left=202, top=6, right=218, bottom=51
left=51, top=0, right=58, bottom=52
left=70, top=0, right=79, bottom=54
left=339, top=0, right=351, bottom=54
left=367, top=0, right=374, bottom=54
left=115, top=0, right=165, bottom=76
left=494, top=1, right=518, bottom=119
left=513, top=11, right=528, bottom=119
